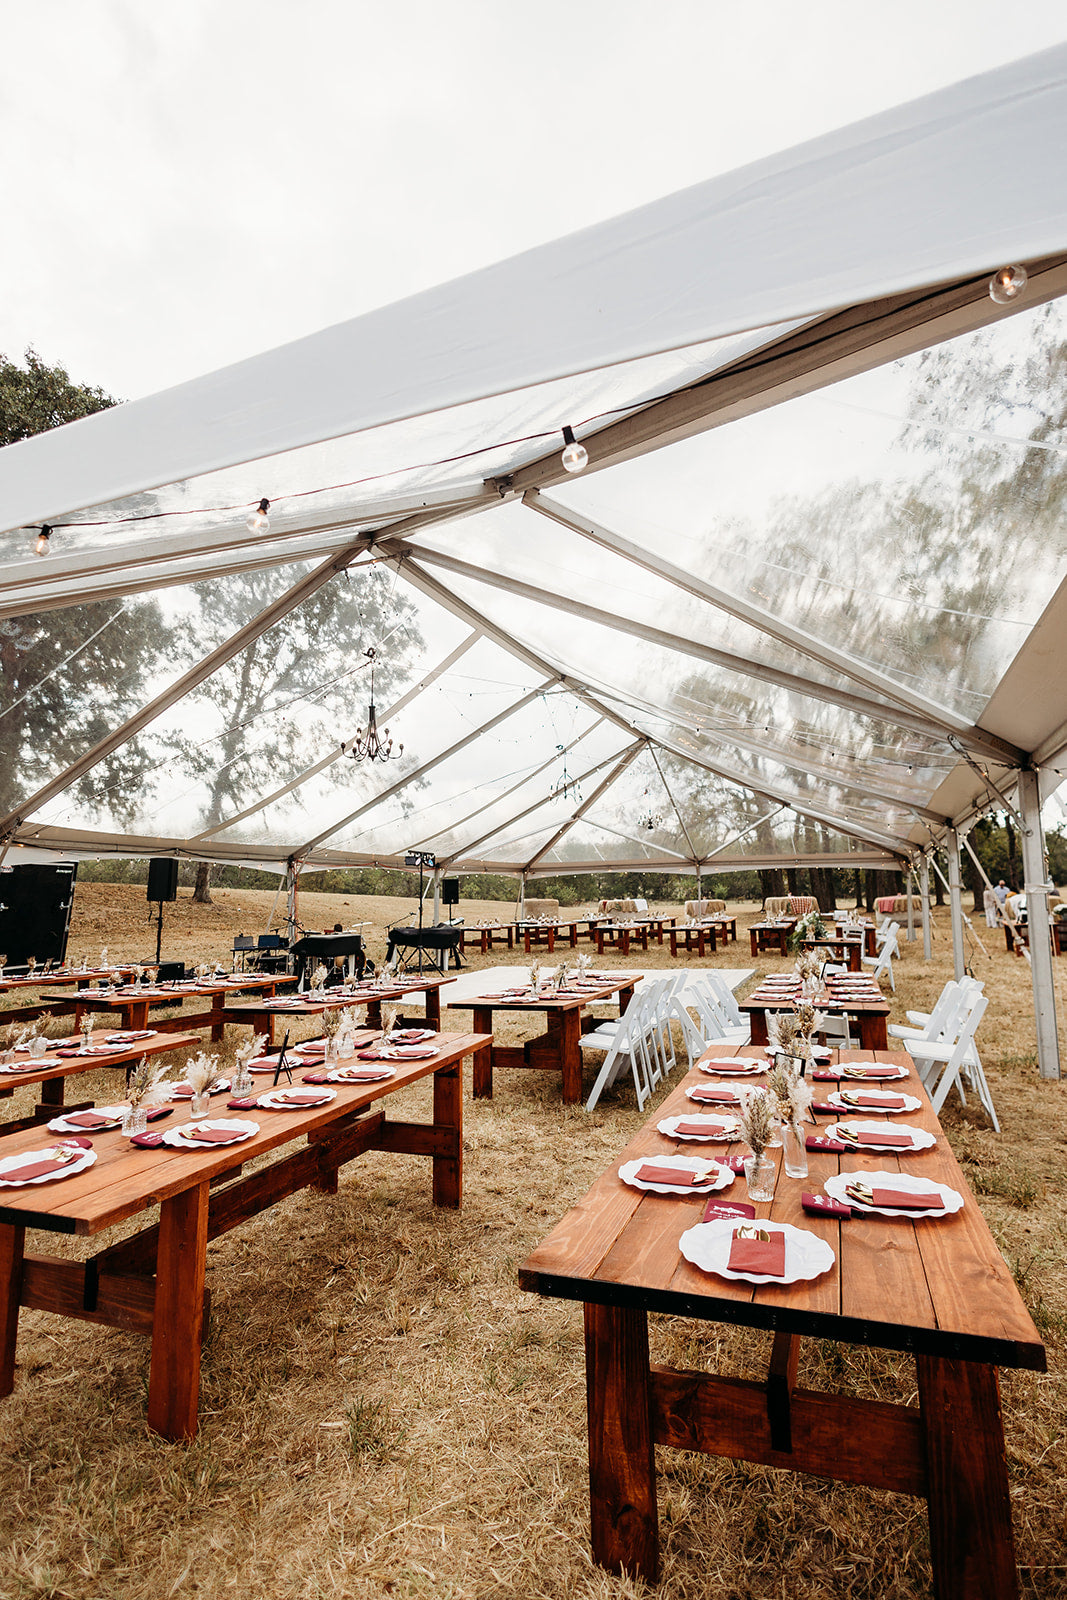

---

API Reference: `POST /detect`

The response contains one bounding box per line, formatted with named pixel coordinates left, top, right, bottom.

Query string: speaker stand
left=152, top=901, right=164, bottom=965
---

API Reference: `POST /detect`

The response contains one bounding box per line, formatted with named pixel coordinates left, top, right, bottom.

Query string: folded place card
left=701, top=1199, right=755, bottom=1223
left=811, top=1069, right=843, bottom=1081
left=718, top=1154, right=748, bottom=1175
left=810, top=1102, right=838, bottom=1115
left=807, top=1135, right=848, bottom=1153
left=727, top=1230, right=786, bottom=1276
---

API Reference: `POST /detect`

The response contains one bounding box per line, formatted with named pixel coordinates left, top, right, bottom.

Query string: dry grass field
left=0, top=883, right=1065, bottom=1599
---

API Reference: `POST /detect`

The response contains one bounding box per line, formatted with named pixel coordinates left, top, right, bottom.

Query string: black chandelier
left=341, top=649, right=403, bottom=764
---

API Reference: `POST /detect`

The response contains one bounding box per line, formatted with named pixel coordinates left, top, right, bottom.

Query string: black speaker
left=442, top=877, right=460, bottom=907
left=0, top=863, right=77, bottom=966
left=146, top=858, right=179, bottom=902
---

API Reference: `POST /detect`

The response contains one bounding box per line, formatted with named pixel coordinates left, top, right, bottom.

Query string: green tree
left=0, top=350, right=175, bottom=823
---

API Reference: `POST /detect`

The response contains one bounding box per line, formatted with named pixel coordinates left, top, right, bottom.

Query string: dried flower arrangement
left=736, top=1087, right=776, bottom=1160
left=183, top=1051, right=224, bottom=1097
left=125, top=1056, right=175, bottom=1110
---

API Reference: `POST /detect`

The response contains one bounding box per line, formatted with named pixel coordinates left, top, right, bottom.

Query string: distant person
left=994, top=880, right=1009, bottom=909
left=983, top=885, right=997, bottom=927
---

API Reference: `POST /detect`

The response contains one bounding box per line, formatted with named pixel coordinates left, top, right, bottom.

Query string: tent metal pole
left=524, top=494, right=1024, bottom=767
left=432, top=867, right=442, bottom=927
left=441, top=748, right=624, bottom=865
left=395, top=537, right=974, bottom=775
left=905, top=868, right=915, bottom=942
left=0, top=539, right=374, bottom=848
left=523, top=742, right=646, bottom=872
left=946, top=829, right=966, bottom=981
left=920, top=857, right=932, bottom=960
left=1018, top=768, right=1061, bottom=1080
left=286, top=859, right=299, bottom=955
left=648, top=747, right=700, bottom=861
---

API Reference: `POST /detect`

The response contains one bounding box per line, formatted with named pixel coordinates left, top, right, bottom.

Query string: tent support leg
left=947, top=830, right=966, bottom=981
left=1019, top=769, right=1061, bottom=1080
left=432, top=867, right=442, bottom=927
left=905, top=868, right=915, bottom=942
left=920, top=858, right=932, bottom=960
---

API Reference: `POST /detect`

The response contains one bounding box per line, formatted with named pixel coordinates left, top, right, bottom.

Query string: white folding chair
left=583, top=980, right=665, bottom=1111
left=862, top=922, right=899, bottom=991
left=905, top=989, right=998, bottom=1129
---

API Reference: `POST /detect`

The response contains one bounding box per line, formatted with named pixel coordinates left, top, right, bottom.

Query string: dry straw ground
left=1, top=884, right=1066, bottom=1600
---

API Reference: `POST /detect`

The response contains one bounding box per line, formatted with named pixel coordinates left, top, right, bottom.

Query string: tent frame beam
left=523, top=742, right=646, bottom=872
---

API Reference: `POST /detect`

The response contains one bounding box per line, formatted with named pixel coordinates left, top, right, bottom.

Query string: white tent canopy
left=1, top=42, right=1066, bottom=930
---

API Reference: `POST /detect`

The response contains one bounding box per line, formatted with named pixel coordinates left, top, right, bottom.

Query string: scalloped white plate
left=824, top=1169, right=963, bottom=1218
left=679, top=1218, right=835, bottom=1284
left=619, top=1156, right=734, bottom=1195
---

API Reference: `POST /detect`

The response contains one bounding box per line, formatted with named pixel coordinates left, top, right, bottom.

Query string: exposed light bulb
left=35, top=524, right=52, bottom=557
left=246, top=497, right=271, bottom=533
left=560, top=425, right=588, bottom=474
left=989, top=264, right=1028, bottom=305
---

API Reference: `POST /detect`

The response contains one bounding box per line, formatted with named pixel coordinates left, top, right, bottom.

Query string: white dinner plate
left=679, top=1218, right=836, bottom=1285
left=326, top=1064, right=396, bottom=1083
left=657, top=1113, right=741, bottom=1142
left=48, top=1104, right=128, bottom=1134
left=825, top=1120, right=935, bottom=1152
left=162, top=1117, right=259, bottom=1149
left=827, top=1088, right=921, bottom=1114
left=619, top=1155, right=734, bottom=1195
left=824, top=1169, right=963, bottom=1218
left=0, top=1143, right=97, bottom=1187
left=257, top=1087, right=337, bottom=1110
left=698, top=1057, right=765, bottom=1076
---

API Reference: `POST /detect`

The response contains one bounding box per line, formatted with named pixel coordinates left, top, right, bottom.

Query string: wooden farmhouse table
left=519, top=1045, right=1045, bottom=1598
left=458, top=922, right=515, bottom=954
left=833, top=920, right=878, bottom=958
left=0, top=1030, right=201, bottom=1130
left=222, top=974, right=455, bottom=1045
left=447, top=975, right=639, bottom=1104
left=0, top=967, right=135, bottom=994
left=0, top=1029, right=490, bottom=1441
left=67, top=974, right=299, bottom=1042
left=801, top=933, right=864, bottom=972
left=748, top=920, right=795, bottom=956
left=740, top=974, right=891, bottom=1050
left=668, top=921, right=719, bottom=958
left=519, top=920, right=580, bottom=954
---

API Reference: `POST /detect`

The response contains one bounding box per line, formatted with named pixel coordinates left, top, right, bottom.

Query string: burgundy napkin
left=274, top=1091, right=326, bottom=1106
left=634, top=1162, right=710, bottom=1187
left=301, top=1072, right=329, bottom=1084
left=186, top=1125, right=242, bottom=1143
left=727, top=1230, right=786, bottom=1276
left=6, top=1152, right=80, bottom=1180
left=330, top=1068, right=395, bottom=1081
left=811, top=1102, right=838, bottom=1115
left=228, top=1097, right=259, bottom=1109
left=62, top=1135, right=93, bottom=1150
left=701, top=1198, right=755, bottom=1222
left=146, top=1106, right=173, bottom=1122
left=802, top=1191, right=852, bottom=1218
left=689, top=1086, right=741, bottom=1104
left=63, top=1111, right=116, bottom=1130
left=807, top=1134, right=848, bottom=1153
left=842, top=1092, right=907, bottom=1110
left=675, top=1119, right=732, bottom=1138
left=811, top=1069, right=843, bottom=1081
left=130, top=1130, right=166, bottom=1148
left=849, top=1128, right=915, bottom=1148
left=870, top=1187, right=945, bottom=1210
left=843, top=1065, right=904, bottom=1080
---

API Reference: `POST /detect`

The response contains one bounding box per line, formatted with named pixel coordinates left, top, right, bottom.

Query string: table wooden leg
left=596, top=931, right=605, bottom=956
left=524, top=930, right=532, bottom=955
left=560, top=1009, right=582, bottom=1104
left=432, top=1058, right=462, bottom=1208
left=916, top=1355, right=1018, bottom=1600
left=0, top=1224, right=25, bottom=1398
left=147, top=1181, right=209, bottom=1440
left=618, top=982, right=636, bottom=1015
left=124, top=1000, right=151, bottom=1031
left=747, top=1011, right=770, bottom=1046
left=425, top=989, right=441, bottom=1028
left=859, top=1014, right=888, bottom=1050
left=39, top=1076, right=66, bottom=1107
left=472, top=1008, right=494, bottom=1098
left=210, top=1002, right=225, bottom=1042
left=584, top=1302, right=658, bottom=1582
left=749, top=931, right=759, bottom=956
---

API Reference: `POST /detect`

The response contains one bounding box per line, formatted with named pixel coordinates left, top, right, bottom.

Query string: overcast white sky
left=3, top=1, right=1067, bottom=403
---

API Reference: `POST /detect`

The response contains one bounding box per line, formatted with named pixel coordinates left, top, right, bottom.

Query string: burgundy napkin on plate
left=63, top=1111, right=116, bottom=1130
left=701, top=1199, right=755, bottom=1222
left=6, top=1153, right=80, bottom=1180
left=807, top=1134, right=848, bottom=1153
left=675, top=1119, right=732, bottom=1138
left=870, top=1187, right=945, bottom=1210
left=802, top=1191, right=852, bottom=1218
left=634, top=1162, right=709, bottom=1187
left=689, top=1086, right=741, bottom=1104
left=842, top=1092, right=907, bottom=1110
left=186, top=1126, right=242, bottom=1143
left=274, top=1091, right=326, bottom=1106
left=843, top=1065, right=904, bottom=1080
left=852, top=1128, right=915, bottom=1148
left=727, top=1230, right=786, bottom=1276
